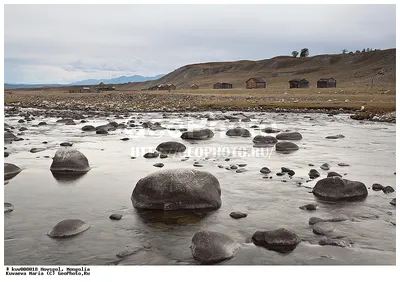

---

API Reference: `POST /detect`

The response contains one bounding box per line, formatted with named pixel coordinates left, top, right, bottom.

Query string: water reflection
left=51, top=172, right=87, bottom=183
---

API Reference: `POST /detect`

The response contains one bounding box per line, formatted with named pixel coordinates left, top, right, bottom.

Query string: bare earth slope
left=119, top=49, right=395, bottom=90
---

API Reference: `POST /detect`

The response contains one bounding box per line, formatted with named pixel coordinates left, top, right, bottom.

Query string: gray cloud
left=4, top=4, right=395, bottom=84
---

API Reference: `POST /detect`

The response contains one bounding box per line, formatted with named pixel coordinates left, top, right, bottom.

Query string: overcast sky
left=4, top=4, right=396, bottom=84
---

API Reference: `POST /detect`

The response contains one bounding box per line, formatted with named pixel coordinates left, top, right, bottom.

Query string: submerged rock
left=131, top=169, right=221, bottom=210
left=309, top=216, right=349, bottom=225
left=275, top=141, right=299, bottom=153
left=382, top=186, right=395, bottom=194
left=4, top=132, right=21, bottom=142
left=226, top=127, right=251, bottom=137
left=276, top=132, right=302, bottom=140
left=319, top=237, right=352, bottom=248
left=4, top=163, right=22, bottom=181
left=156, top=141, right=187, bottom=153
left=50, top=148, right=91, bottom=175
left=338, top=163, right=350, bottom=167
left=299, top=204, right=318, bottom=211
left=181, top=129, right=214, bottom=140
left=116, top=246, right=143, bottom=258
left=30, top=148, right=46, bottom=153
left=229, top=212, right=247, bottom=219
left=143, top=152, right=160, bottom=158
left=252, top=228, right=301, bottom=253
left=253, top=135, right=277, bottom=145
left=325, top=134, right=345, bottom=139
left=261, top=127, right=280, bottom=133
left=313, top=223, right=335, bottom=235
left=313, top=177, right=368, bottom=201
left=47, top=219, right=90, bottom=238
left=4, top=203, right=14, bottom=213
left=191, top=230, right=240, bottom=264
left=109, top=214, right=122, bottom=220
left=60, top=142, right=73, bottom=147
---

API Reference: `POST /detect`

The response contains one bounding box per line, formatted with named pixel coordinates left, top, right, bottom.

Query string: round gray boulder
left=191, top=230, right=240, bottom=264
left=226, top=127, right=251, bottom=137
left=252, top=228, right=301, bottom=253
left=131, top=169, right=221, bottom=210
left=47, top=219, right=90, bottom=238
left=5, top=163, right=22, bottom=181
left=50, top=148, right=91, bottom=175
left=276, top=132, right=302, bottom=140
left=181, top=129, right=214, bottom=140
left=156, top=141, right=187, bottom=153
left=253, top=135, right=277, bottom=145
left=275, top=141, right=299, bottom=152
left=312, top=177, right=368, bottom=201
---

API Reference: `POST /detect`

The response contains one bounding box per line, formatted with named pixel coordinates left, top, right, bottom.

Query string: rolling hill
left=118, top=49, right=395, bottom=90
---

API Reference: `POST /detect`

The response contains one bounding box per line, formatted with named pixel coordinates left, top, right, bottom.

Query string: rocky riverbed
left=4, top=107, right=396, bottom=265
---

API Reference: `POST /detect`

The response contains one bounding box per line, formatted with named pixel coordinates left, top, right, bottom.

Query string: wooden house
left=246, top=77, right=266, bottom=89
left=317, top=78, right=336, bottom=88
left=289, top=78, right=309, bottom=88
left=213, top=82, right=233, bottom=89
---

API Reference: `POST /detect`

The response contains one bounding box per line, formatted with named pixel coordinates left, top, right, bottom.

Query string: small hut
left=289, top=79, right=309, bottom=88
left=190, top=84, right=199, bottom=90
left=317, top=78, right=336, bottom=88
left=213, top=82, right=233, bottom=89
left=246, top=77, right=266, bottom=89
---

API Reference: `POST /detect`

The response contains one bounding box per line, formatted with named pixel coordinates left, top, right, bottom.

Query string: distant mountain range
left=4, top=74, right=165, bottom=89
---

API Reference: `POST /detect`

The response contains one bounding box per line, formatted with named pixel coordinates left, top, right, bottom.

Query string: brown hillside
left=119, top=49, right=395, bottom=90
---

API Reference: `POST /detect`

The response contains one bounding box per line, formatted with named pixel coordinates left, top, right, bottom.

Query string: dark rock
left=156, top=141, right=187, bottom=153
left=229, top=212, right=247, bottom=219
left=226, top=127, right=251, bottom=137
left=276, top=172, right=284, bottom=176
left=65, top=121, right=76, bottom=125
left=299, top=204, right=318, bottom=211
left=191, top=230, right=240, bottom=264
left=160, top=154, right=168, bottom=159
left=338, top=163, right=350, bottom=167
left=153, top=163, right=164, bottom=168
left=261, top=127, right=281, bottom=133
left=327, top=171, right=342, bottom=177
left=253, top=135, right=277, bottom=145
left=56, top=118, right=74, bottom=124
left=390, top=198, right=396, bottom=206
left=281, top=167, right=291, bottom=173
left=382, top=186, right=395, bottom=194
left=309, top=216, right=349, bottom=225
left=131, top=169, right=221, bottom=210
left=313, top=177, right=368, bottom=201
left=121, top=138, right=130, bottom=141
left=30, top=148, right=46, bottom=153
left=38, top=121, right=47, bottom=126
left=308, top=169, right=320, bottom=179
left=4, top=152, right=9, bottom=157
left=109, top=214, right=122, bottom=220
left=60, top=142, right=73, bottom=147
left=193, top=163, right=203, bottom=167
left=4, top=132, right=20, bottom=142
left=96, top=129, right=108, bottom=135
left=4, top=163, right=22, bottom=180
left=230, top=165, right=238, bottom=169
left=50, top=148, right=91, bottom=175
left=250, top=125, right=259, bottom=128
left=82, top=125, right=96, bottom=132
left=181, top=129, right=214, bottom=140
left=313, top=223, right=335, bottom=235
left=224, top=158, right=230, bottom=161
left=325, top=134, right=345, bottom=139
left=319, top=237, right=352, bottom=248
left=19, top=127, right=28, bottom=131
left=276, top=132, right=302, bottom=140
left=47, top=219, right=90, bottom=238
left=275, top=141, right=299, bottom=152
left=4, top=203, right=14, bottom=213
left=260, top=167, right=271, bottom=174
left=252, top=228, right=301, bottom=253
left=144, top=152, right=159, bottom=158
left=320, top=163, right=330, bottom=170
left=288, top=170, right=295, bottom=176
left=42, top=141, right=48, bottom=144
left=372, top=183, right=384, bottom=191
left=308, top=164, right=314, bottom=166
left=18, top=119, right=25, bottom=123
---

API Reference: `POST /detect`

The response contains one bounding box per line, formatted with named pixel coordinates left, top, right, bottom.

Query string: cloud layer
left=4, top=4, right=396, bottom=84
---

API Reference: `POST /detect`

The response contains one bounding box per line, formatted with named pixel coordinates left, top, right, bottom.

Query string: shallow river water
left=4, top=109, right=396, bottom=265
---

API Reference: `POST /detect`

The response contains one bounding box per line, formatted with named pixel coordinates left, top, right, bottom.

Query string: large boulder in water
left=253, top=135, right=277, bottom=145
left=276, top=132, right=303, bottom=140
left=47, top=219, right=90, bottom=238
left=4, top=132, right=21, bottom=142
left=50, top=148, right=91, bottom=175
left=181, top=129, right=214, bottom=140
left=156, top=141, right=187, bottom=153
left=226, top=127, right=251, bottom=137
left=275, top=141, right=299, bottom=152
left=131, top=169, right=221, bottom=210
left=4, top=163, right=22, bottom=180
left=312, top=177, right=368, bottom=201
left=191, top=230, right=240, bottom=264
left=252, top=228, right=301, bottom=253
